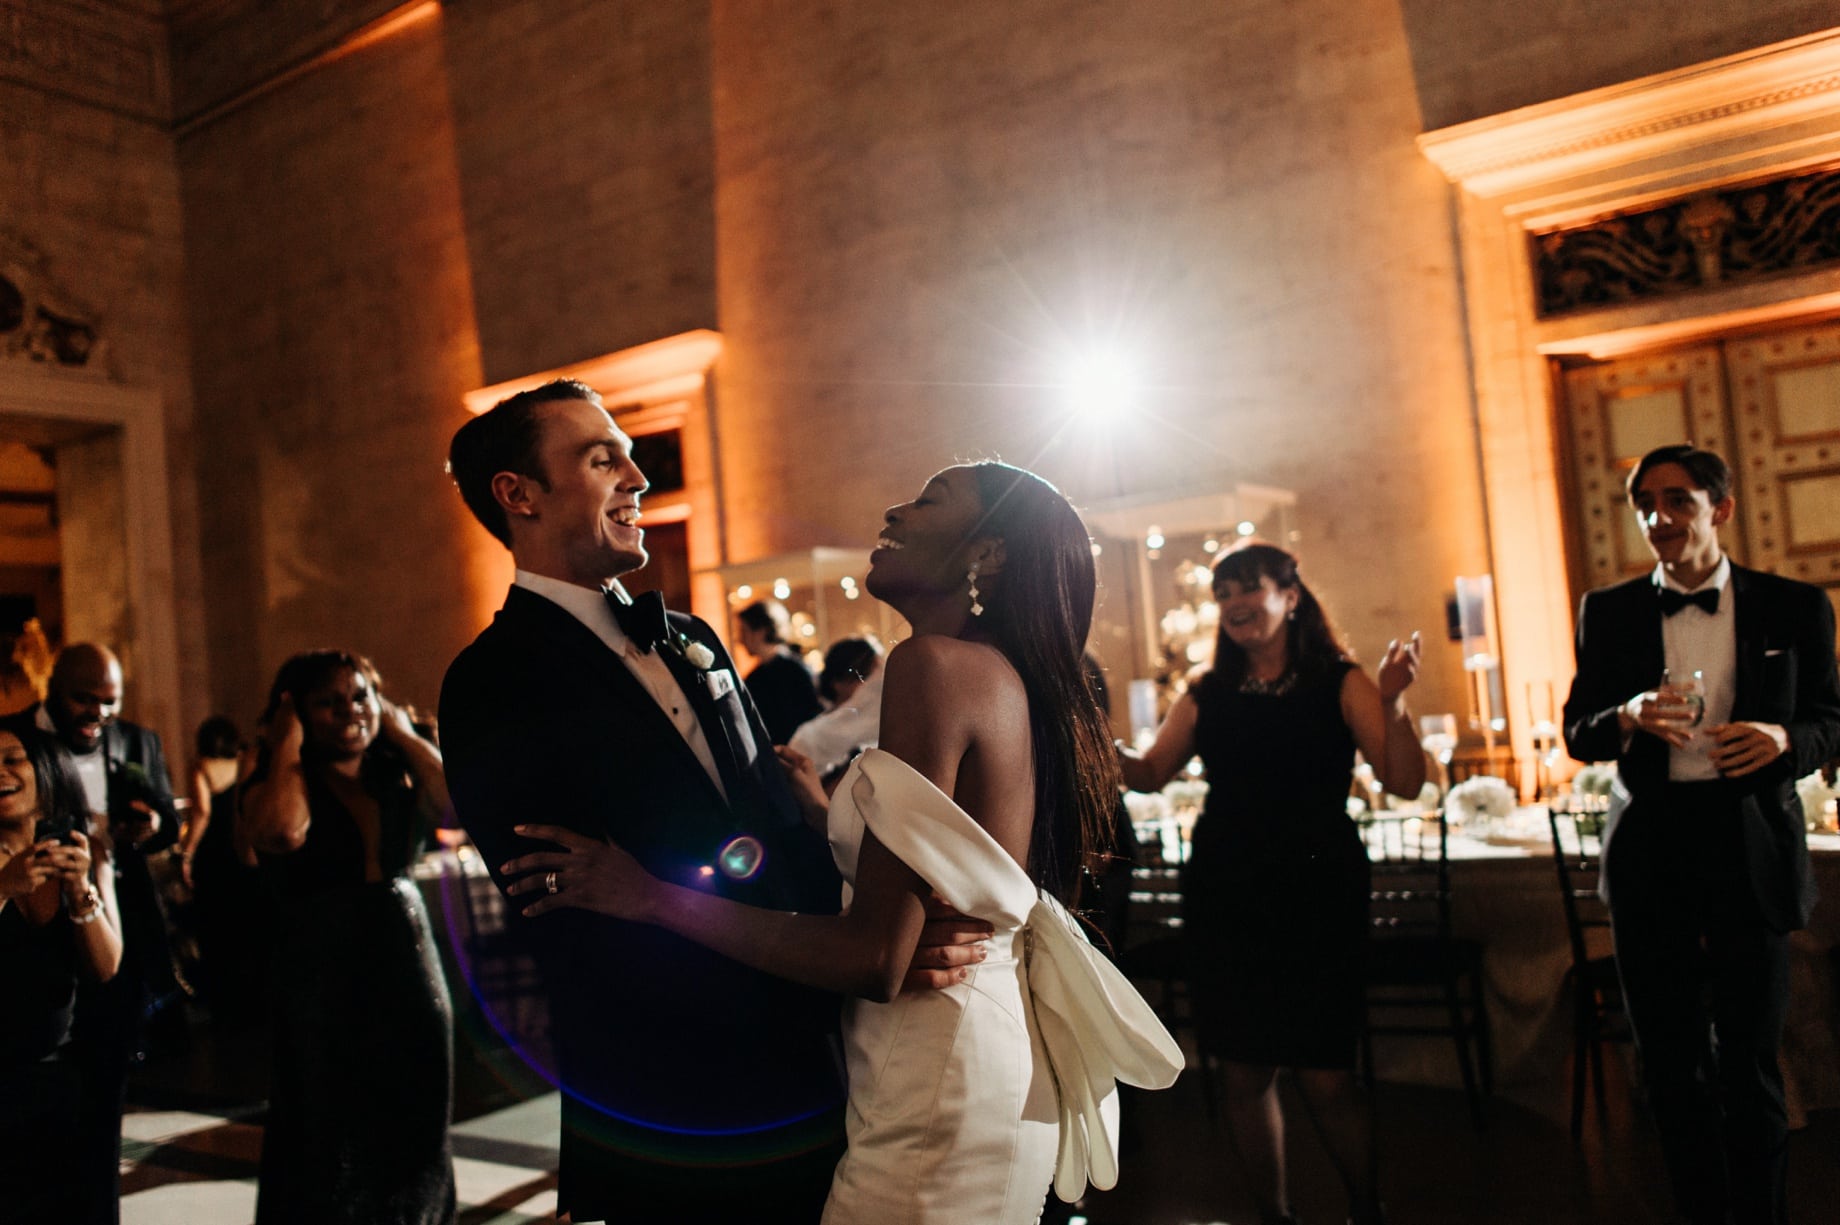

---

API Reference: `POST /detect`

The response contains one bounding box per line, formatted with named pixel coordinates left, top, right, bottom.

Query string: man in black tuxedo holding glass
left=440, top=380, right=983, bottom=1224
left=1563, top=443, right=1840, bottom=1225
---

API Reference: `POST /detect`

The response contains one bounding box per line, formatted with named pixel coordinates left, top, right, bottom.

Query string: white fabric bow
left=849, top=751, right=1184, bottom=1201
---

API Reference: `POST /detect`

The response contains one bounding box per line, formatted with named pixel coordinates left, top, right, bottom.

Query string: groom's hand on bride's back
left=902, top=894, right=992, bottom=992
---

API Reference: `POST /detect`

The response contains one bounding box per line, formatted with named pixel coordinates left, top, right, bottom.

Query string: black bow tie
left=1658, top=586, right=1719, bottom=617
left=606, top=587, right=670, bottom=652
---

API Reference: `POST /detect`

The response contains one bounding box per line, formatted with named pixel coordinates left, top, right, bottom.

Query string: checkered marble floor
left=121, top=1094, right=563, bottom=1225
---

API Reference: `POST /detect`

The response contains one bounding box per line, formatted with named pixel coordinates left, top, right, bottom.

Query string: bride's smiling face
left=866, top=467, right=985, bottom=603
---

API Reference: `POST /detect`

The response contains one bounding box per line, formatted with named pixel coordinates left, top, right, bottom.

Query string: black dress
left=1181, top=660, right=1369, bottom=1069
left=255, top=746, right=456, bottom=1225
left=0, top=901, right=84, bottom=1219
left=190, top=780, right=270, bottom=1022
left=744, top=651, right=822, bottom=745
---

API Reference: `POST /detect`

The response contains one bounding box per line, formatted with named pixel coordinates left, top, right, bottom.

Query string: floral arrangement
left=1570, top=763, right=1620, bottom=797
left=1443, top=775, right=1516, bottom=828
left=1796, top=770, right=1839, bottom=833
left=680, top=639, right=717, bottom=670
left=1162, top=777, right=1209, bottom=813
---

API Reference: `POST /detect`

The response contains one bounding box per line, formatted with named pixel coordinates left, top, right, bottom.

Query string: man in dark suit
left=440, top=380, right=978, bottom=1225
left=25, top=643, right=181, bottom=1225
left=1563, top=443, right=1840, bottom=1225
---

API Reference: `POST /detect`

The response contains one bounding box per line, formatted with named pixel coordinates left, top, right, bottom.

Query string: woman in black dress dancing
left=1121, top=543, right=1423, bottom=1225
left=241, top=650, right=456, bottom=1225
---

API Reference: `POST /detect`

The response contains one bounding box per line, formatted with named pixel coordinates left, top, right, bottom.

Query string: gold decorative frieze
left=1530, top=164, right=1840, bottom=317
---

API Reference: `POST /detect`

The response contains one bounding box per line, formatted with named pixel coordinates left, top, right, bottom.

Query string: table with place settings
left=1123, top=785, right=1840, bottom=1125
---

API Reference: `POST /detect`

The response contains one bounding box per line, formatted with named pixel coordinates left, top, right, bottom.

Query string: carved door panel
left=1726, top=324, right=1840, bottom=622
left=1560, top=345, right=1736, bottom=595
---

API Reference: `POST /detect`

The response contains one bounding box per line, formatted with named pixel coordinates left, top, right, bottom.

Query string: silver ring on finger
left=544, top=870, right=559, bottom=896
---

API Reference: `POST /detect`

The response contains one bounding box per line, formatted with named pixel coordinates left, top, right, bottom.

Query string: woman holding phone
left=0, top=724, right=122, bottom=1219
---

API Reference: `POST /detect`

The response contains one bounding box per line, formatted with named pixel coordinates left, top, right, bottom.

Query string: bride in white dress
left=506, top=462, right=1181, bottom=1224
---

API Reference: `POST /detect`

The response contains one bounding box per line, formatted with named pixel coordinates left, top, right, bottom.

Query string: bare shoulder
left=885, top=635, right=1020, bottom=696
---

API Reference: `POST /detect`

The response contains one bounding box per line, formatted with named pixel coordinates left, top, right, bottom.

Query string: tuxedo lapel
left=1619, top=582, right=1669, bottom=784
left=101, top=723, right=129, bottom=799
left=656, top=645, right=745, bottom=801
left=1630, top=582, right=1666, bottom=688
left=1729, top=565, right=1766, bottom=718
left=501, top=589, right=730, bottom=811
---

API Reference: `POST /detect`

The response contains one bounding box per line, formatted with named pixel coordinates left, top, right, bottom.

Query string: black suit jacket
left=1562, top=564, right=1840, bottom=931
left=440, top=586, right=846, bottom=1217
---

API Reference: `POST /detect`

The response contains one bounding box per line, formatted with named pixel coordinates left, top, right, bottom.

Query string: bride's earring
left=967, top=563, right=984, bottom=617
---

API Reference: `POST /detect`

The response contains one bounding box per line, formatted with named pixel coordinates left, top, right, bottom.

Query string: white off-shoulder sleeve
left=844, top=750, right=1185, bottom=1201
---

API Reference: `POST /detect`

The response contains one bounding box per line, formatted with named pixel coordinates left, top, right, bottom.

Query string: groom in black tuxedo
left=1563, top=444, right=1840, bottom=1225
left=440, top=380, right=848, bottom=1223
left=442, top=380, right=985, bottom=1223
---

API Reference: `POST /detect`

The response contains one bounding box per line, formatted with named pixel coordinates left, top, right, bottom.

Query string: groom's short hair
left=448, top=379, right=603, bottom=547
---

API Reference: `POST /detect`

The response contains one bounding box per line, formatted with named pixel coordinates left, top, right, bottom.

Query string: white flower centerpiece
left=1443, top=775, right=1515, bottom=832
left=1796, top=770, right=1839, bottom=833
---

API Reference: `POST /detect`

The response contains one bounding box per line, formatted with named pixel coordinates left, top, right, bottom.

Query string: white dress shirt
left=788, top=669, right=885, bottom=777
left=513, top=570, right=726, bottom=799
left=37, top=703, right=109, bottom=816
left=1656, top=556, right=1737, bottom=782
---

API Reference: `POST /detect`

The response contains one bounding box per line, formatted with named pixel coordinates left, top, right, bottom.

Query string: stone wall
left=177, top=7, right=484, bottom=721
left=442, top=0, right=718, bottom=384
left=1399, top=0, right=1839, bottom=130
left=709, top=0, right=1492, bottom=719
left=0, top=0, right=205, bottom=745
left=17, top=0, right=1839, bottom=743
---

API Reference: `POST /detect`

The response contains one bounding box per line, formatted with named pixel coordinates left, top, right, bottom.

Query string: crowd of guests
left=2, top=439, right=1830, bottom=1225
left=0, top=615, right=898, bottom=1225
left=0, top=641, right=457, bottom=1224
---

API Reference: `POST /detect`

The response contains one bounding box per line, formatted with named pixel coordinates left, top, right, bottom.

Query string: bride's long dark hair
left=965, top=462, right=1117, bottom=905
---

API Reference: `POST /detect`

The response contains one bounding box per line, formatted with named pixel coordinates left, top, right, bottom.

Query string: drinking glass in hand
left=1661, top=668, right=1706, bottom=728
left=1420, top=713, right=1458, bottom=796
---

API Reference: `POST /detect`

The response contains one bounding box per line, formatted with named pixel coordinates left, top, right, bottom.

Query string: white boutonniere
left=658, top=627, right=718, bottom=673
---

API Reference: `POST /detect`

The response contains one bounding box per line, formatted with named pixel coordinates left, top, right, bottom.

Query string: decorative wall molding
left=0, top=0, right=170, bottom=122
left=0, top=232, right=107, bottom=372
left=1531, top=163, right=1840, bottom=316
left=1419, top=28, right=1840, bottom=198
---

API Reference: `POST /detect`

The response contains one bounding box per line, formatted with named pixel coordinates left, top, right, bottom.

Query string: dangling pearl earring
left=967, top=563, right=984, bottom=617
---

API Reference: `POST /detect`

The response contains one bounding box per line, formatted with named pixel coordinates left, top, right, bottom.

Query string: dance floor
left=118, top=1005, right=1840, bottom=1225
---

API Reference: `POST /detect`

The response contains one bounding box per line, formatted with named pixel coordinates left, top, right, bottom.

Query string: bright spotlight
left=1062, top=348, right=1138, bottom=421
left=1236, top=520, right=1257, bottom=537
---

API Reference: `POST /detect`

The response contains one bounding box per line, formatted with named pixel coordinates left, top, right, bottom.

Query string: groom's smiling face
left=528, top=398, right=650, bottom=585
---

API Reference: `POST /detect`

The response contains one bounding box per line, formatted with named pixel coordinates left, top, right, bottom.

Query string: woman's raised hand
left=502, top=823, right=659, bottom=922
left=263, top=692, right=304, bottom=758
left=774, top=745, right=828, bottom=824
left=377, top=697, right=420, bottom=746
left=1377, top=631, right=1423, bottom=704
